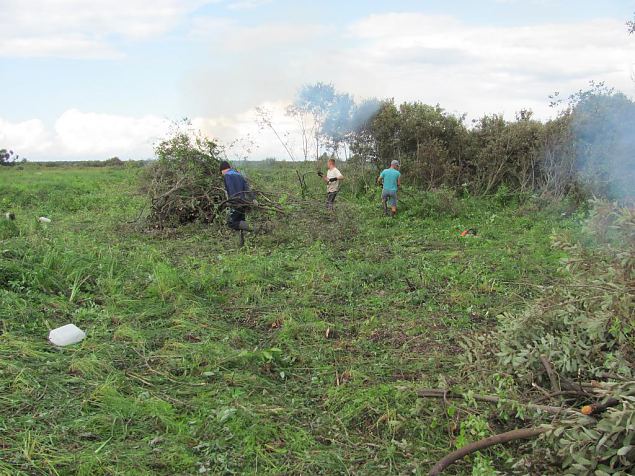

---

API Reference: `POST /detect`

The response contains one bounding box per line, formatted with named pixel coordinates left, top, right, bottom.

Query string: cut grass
left=0, top=164, right=577, bottom=474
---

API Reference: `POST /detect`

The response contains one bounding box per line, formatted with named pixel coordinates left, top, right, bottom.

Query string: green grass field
left=0, top=164, right=577, bottom=475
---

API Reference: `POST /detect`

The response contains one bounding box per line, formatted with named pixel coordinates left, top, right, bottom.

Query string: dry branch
left=416, top=388, right=579, bottom=415
left=428, top=427, right=549, bottom=476
left=539, top=354, right=560, bottom=392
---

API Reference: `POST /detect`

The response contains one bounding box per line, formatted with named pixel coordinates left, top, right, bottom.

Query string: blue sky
left=1, top=0, right=634, bottom=160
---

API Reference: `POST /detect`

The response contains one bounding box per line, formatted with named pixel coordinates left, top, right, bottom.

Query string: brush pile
left=142, top=129, right=284, bottom=229
left=142, top=131, right=225, bottom=228
left=424, top=200, right=635, bottom=475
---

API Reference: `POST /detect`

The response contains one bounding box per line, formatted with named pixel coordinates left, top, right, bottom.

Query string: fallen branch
left=539, top=354, right=560, bottom=392
left=536, top=357, right=617, bottom=395
left=417, top=388, right=579, bottom=415
left=428, top=426, right=549, bottom=476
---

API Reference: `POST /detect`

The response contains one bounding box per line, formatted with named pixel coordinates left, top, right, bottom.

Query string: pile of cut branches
left=422, top=201, right=635, bottom=475
left=142, top=130, right=282, bottom=229
left=142, top=131, right=225, bottom=228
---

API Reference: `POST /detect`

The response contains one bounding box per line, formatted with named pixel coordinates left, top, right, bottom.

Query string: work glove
left=328, top=177, right=338, bottom=183
left=317, top=171, right=323, bottom=177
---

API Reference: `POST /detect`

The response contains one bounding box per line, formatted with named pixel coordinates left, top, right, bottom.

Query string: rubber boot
left=238, top=230, right=245, bottom=247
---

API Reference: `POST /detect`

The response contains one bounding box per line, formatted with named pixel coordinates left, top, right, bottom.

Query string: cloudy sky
left=1, top=0, right=634, bottom=161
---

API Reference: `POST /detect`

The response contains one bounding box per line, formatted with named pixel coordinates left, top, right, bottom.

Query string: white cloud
left=54, top=109, right=171, bottom=157
left=0, top=36, right=122, bottom=60
left=0, top=0, right=213, bottom=58
left=193, top=101, right=306, bottom=160
left=185, top=12, right=635, bottom=124
left=0, top=0, right=277, bottom=58
left=0, top=110, right=171, bottom=160
left=226, top=0, right=271, bottom=11
left=185, top=18, right=334, bottom=115
left=0, top=105, right=300, bottom=161
left=338, top=13, right=635, bottom=117
left=0, top=118, right=52, bottom=154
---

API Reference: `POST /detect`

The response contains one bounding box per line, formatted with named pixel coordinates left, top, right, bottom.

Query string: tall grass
left=0, top=163, right=579, bottom=474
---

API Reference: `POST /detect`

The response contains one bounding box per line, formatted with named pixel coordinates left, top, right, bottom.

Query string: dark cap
left=219, top=160, right=231, bottom=172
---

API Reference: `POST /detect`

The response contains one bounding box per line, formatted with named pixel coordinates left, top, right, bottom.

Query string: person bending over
left=220, top=160, right=252, bottom=231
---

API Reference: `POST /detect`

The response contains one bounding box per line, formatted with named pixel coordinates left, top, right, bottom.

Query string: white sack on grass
left=49, top=324, right=86, bottom=347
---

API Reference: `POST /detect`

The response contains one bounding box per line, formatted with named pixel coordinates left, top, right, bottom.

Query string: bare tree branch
left=428, top=427, right=549, bottom=476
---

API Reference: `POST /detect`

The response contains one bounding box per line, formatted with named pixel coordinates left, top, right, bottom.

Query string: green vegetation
left=285, top=82, right=634, bottom=201
left=1, top=162, right=585, bottom=474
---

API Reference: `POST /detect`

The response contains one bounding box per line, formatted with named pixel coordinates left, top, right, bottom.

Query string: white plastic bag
left=49, top=324, right=86, bottom=347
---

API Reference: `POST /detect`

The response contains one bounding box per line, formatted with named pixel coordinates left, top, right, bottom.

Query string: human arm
left=329, top=172, right=343, bottom=183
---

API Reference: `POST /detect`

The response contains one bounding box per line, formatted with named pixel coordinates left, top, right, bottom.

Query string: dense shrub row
left=348, top=84, right=634, bottom=200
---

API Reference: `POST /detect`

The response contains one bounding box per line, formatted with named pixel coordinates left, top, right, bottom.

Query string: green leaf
left=617, top=445, right=633, bottom=456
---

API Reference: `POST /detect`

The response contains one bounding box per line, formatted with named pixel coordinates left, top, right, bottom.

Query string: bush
left=142, top=129, right=225, bottom=228
left=347, top=84, right=634, bottom=203
left=104, top=157, right=124, bottom=166
left=0, top=149, right=20, bottom=166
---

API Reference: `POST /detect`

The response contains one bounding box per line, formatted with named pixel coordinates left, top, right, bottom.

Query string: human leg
left=228, top=208, right=248, bottom=230
left=387, top=192, right=397, bottom=216
left=326, top=192, right=337, bottom=210
left=381, top=190, right=389, bottom=215
left=390, top=192, right=397, bottom=216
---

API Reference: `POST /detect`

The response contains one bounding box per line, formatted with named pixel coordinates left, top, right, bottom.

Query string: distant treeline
left=26, top=157, right=147, bottom=168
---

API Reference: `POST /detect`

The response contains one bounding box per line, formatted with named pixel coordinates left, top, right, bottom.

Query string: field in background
left=0, top=163, right=577, bottom=474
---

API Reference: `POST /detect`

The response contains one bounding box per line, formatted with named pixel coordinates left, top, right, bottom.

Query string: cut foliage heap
left=428, top=201, right=635, bottom=475
left=143, top=131, right=225, bottom=228
left=142, top=130, right=282, bottom=229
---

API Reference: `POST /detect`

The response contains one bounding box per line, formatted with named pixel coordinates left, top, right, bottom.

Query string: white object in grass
left=38, top=217, right=51, bottom=223
left=49, top=324, right=86, bottom=346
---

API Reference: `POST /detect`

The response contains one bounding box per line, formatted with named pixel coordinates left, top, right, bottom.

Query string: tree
left=0, top=149, right=20, bottom=166
left=293, top=82, right=338, bottom=161
left=567, top=84, right=635, bottom=199
left=286, top=83, right=381, bottom=163
left=627, top=12, right=634, bottom=34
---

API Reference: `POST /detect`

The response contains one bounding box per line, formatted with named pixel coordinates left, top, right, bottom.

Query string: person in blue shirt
left=378, top=160, right=402, bottom=217
left=220, top=160, right=252, bottom=232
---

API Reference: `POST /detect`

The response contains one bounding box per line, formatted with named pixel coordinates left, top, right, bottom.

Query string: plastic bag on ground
left=49, top=324, right=86, bottom=346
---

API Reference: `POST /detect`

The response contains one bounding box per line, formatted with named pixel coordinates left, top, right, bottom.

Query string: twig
left=531, top=382, right=552, bottom=399
left=417, top=388, right=579, bottom=415
left=533, top=390, right=591, bottom=403
left=428, top=427, right=549, bottom=475
left=404, top=277, right=417, bottom=292
left=539, top=355, right=561, bottom=393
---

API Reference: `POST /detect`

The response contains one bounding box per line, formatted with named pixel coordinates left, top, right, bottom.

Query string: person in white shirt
left=319, top=158, right=344, bottom=210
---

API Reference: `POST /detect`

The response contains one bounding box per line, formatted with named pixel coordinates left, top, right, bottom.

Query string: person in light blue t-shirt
left=378, top=160, right=401, bottom=217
